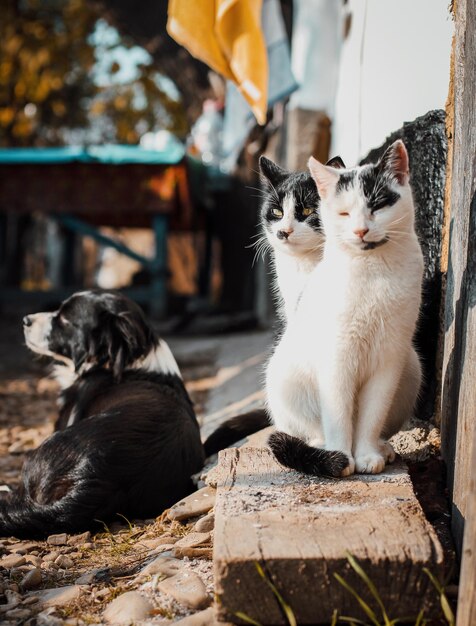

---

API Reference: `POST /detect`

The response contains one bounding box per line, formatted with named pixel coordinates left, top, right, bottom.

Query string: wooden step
left=211, top=447, right=444, bottom=625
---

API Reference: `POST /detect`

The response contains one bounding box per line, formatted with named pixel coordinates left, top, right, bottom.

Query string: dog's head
left=23, top=291, right=158, bottom=380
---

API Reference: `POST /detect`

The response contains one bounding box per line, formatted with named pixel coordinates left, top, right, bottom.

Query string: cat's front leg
left=318, top=367, right=355, bottom=476
left=354, top=362, right=403, bottom=474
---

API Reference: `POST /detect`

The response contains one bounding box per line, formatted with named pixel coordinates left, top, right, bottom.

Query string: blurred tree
left=0, top=0, right=187, bottom=146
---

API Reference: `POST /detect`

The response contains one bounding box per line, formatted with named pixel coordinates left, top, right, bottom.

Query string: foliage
left=0, top=0, right=186, bottom=147
left=234, top=556, right=455, bottom=626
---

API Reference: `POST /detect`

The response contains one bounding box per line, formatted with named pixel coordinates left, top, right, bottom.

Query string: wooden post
left=457, top=428, right=476, bottom=625
left=440, top=0, right=476, bottom=556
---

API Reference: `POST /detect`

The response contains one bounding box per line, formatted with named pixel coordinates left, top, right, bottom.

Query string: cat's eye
left=302, top=207, right=314, bottom=217
left=339, top=212, right=349, bottom=217
left=272, top=208, right=283, bottom=217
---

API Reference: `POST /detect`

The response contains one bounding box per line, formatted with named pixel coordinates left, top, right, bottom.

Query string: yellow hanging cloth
left=167, top=0, right=268, bottom=125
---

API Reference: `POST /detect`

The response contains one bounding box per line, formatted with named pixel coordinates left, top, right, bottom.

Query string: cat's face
left=308, top=140, right=413, bottom=254
left=259, top=156, right=345, bottom=256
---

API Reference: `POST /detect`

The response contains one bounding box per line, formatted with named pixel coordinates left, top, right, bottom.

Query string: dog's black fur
left=1, top=291, right=266, bottom=538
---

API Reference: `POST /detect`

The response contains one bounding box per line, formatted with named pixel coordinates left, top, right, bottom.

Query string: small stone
left=42, top=551, right=60, bottom=562
left=1, top=554, right=26, bottom=568
left=5, top=589, right=21, bottom=606
left=193, top=512, right=215, bottom=533
left=54, top=555, right=74, bottom=569
left=47, top=533, right=68, bottom=546
left=20, top=568, right=42, bottom=590
left=67, top=531, right=91, bottom=546
left=8, top=542, right=38, bottom=555
left=134, top=556, right=182, bottom=582
left=5, top=607, right=31, bottom=619
left=174, top=532, right=211, bottom=549
left=172, top=546, right=213, bottom=559
left=158, top=571, right=210, bottom=609
left=22, top=596, right=39, bottom=605
left=149, top=543, right=176, bottom=554
left=167, top=486, right=216, bottom=521
left=173, top=607, right=217, bottom=626
left=138, top=537, right=178, bottom=550
left=25, top=555, right=42, bottom=567
left=75, top=568, right=100, bottom=585
left=83, top=542, right=94, bottom=550
left=36, top=585, right=83, bottom=607
left=103, top=591, right=154, bottom=624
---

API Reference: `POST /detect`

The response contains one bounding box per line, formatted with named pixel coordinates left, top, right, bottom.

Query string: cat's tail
left=203, top=409, right=270, bottom=457
left=268, top=431, right=349, bottom=477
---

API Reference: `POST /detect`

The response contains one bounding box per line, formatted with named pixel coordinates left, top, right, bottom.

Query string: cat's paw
left=355, top=452, right=386, bottom=474
left=379, top=440, right=396, bottom=464
left=341, top=456, right=355, bottom=477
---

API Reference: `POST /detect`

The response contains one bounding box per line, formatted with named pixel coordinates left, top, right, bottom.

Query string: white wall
left=332, top=0, right=454, bottom=164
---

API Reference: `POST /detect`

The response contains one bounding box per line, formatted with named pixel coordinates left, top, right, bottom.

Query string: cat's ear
left=308, top=156, right=340, bottom=199
left=325, top=155, right=346, bottom=169
left=259, top=156, right=287, bottom=185
left=379, top=140, right=409, bottom=185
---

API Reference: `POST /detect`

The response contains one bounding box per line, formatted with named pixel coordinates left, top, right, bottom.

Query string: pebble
left=158, top=571, right=210, bottom=609
left=134, top=556, right=182, bottom=582
left=47, top=533, right=68, bottom=546
left=194, top=512, right=215, bottom=533
left=42, top=551, right=60, bottom=562
left=54, top=555, right=74, bottom=569
left=8, top=541, right=38, bottom=555
left=67, top=531, right=91, bottom=546
left=25, top=555, right=42, bottom=567
left=22, top=595, right=40, bottom=605
left=75, top=568, right=101, bottom=585
left=173, top=607, right=217, bottom=626
left=20, top=568, right=42, bottom=590
left=172, top=546, right=213, bottom=560
left=139, top=537, right=178, bottom=550
left=174, top=532, right=211, bottom=549
left=5, top=607, right=31, bottom=619
left=103, top=591, right=154, bottom=624
left=83, top=542, right=94, bottom=550
left=167, top=486, right=216, bottom=521
left=5, top=589, right=21, bottom=606
left=1, top=554, right=26, bottom=568
left=36, top=584, right=83, bottom=607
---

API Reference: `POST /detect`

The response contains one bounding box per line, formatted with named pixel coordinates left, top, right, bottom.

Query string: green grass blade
left=334, top=573, right=381, bottom=626
left=414, top=608, right=427, bottom=626
left=234, top=611, right=263, bottom=626
left=330, top=609, right=339, bottom=626
left=255, top=562, right=297, bottom=626
left=346, top=553, right=391, bottom=625
left=423, top=568, right=455, bottom=626
left=116, top=512, right=134, bottom=532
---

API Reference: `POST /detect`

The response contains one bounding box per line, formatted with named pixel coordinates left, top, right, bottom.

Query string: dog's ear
left=88, top=310, right=156, bottom=380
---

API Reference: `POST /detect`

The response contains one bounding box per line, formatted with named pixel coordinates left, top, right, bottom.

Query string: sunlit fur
left=266, top=141, right=424, bottom=476
left=257, top=156, right=325, bottom=320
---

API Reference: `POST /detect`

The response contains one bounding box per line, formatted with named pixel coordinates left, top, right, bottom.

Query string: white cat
left=266, top=140, right=424, bottom=476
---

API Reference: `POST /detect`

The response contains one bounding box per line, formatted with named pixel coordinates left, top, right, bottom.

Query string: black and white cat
left=265, top=141, right=424, bottom=476
left=258, top=155, right=345, bottom=320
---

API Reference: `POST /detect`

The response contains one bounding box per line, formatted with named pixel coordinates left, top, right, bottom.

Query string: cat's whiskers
left=248, top=234, right=271, bottom=266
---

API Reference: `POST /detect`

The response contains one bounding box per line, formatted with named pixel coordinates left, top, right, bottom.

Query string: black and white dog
left=1, top=290, right=268, bottom=538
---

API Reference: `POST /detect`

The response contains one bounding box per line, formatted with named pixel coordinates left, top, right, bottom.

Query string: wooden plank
left=212, top=448, right=444, bottom=625
left=457, top=427, right=476, bottom=626
left=440, top=0, right=476, bottom=554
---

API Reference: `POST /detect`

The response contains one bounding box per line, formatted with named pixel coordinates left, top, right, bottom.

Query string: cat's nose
left=23, top=316, right=33, bottom=327
left=277, top=229, right=293, bottom=240
left=354, top=228, right=369, bottom=240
